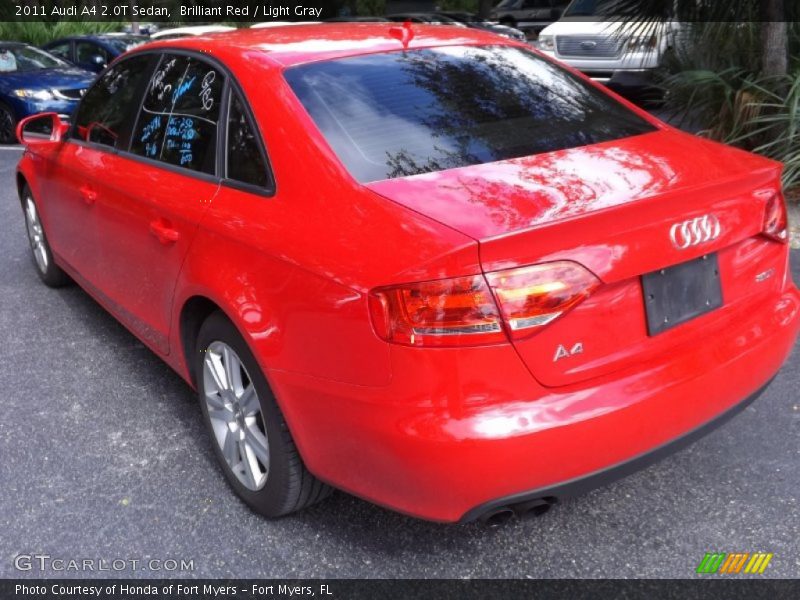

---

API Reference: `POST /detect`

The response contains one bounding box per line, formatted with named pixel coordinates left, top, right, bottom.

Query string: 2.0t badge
left=669, top=214, right=721, bottom=249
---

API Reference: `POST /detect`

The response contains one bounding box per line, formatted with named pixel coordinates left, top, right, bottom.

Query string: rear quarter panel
left=170, top=54, right=483, bottom=389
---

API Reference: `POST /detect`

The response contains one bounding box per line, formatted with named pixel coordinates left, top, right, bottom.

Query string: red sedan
left=15, top=24, right=799, bottom=523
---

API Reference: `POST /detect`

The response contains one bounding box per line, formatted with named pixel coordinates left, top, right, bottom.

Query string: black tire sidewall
left=0, top=102, right=16, bottom=144
left=195, top=312, right=298, bottom=518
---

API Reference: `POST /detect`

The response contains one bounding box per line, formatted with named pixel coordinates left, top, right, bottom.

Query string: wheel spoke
left=207, top=405, right=229, bottom=423
left=244, top=425, right=270, bottom=468
left=204, top=389, right=226, bottom=410
left=222, top=346, right=243, bottom=393
left=204, top=352, right=228, bottom=393
left=238, top=384, right=259, bottom=416
left=35, top=244, right=48, bottom=269
left=222, top=430, right=239, bottom=467
left=25, top=201, right=36, bottom=225
left=240, top=441, right=260, bottom=489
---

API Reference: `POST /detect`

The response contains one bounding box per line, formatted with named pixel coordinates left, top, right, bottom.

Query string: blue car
left=0, top=43, right=95, bottom=143
left=42, top=35, right=147, bottom=73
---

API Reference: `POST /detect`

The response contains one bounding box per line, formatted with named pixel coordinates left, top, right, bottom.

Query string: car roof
left=136, top=22, right=514, bottom=68
left=150, top=25, right=236, bottom=39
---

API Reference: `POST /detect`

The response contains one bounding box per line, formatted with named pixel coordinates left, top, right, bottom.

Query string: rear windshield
left=285, top=45, right=656, bottom=183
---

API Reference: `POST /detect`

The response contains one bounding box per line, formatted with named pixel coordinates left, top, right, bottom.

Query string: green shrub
left=0, top=21, right=123, bottom=46
left=658, top=22, right=800, bottom=191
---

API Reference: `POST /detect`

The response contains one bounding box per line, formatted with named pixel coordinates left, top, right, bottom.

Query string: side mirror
left=17, top=112, right=69, bottom=146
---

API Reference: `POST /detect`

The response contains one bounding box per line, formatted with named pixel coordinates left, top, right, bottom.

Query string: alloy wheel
left=24, top=197, right=48, bottom=273
left=203, top=341, right=270, bottom=491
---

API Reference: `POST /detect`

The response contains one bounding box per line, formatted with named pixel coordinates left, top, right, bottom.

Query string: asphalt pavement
left=0, top=147, right=798, bottom=579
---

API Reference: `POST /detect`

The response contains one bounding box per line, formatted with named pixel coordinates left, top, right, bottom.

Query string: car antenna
left=389, top=21, right=414, bottom=50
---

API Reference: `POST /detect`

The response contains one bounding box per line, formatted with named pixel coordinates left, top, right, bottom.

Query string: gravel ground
left=0, top=147, right=798, bottom=579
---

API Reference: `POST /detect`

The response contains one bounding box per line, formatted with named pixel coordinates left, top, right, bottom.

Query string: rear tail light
left=762, top=191, right=788, bottom=243
left=369, top=261, right=600, bottom=347
left=486, top=261, right=600, bottom=340
left=368, top=275, right=505, bottom=347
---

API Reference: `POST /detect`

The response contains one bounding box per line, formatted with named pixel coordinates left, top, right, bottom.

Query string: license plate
left=641, top=254, right=723, bottom=336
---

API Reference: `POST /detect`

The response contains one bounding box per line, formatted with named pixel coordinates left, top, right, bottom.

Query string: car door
left=35, top=53, right=154, bottom=285
left=81, top=52, right=223, bottom=355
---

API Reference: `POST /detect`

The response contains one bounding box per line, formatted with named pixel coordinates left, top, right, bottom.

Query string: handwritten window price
left=132, top=55, right=223, bottom=174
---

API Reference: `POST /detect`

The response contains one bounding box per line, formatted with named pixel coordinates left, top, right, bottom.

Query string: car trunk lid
left=366, top=129, right=785, bottom=386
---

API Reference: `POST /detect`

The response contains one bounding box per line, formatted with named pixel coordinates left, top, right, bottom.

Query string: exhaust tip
left=481, top=507, right=515, bottom=527
left=513, top=497, right=555, bottom=518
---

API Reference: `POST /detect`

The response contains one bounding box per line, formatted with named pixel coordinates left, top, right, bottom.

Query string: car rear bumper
left=460, top=378, right=771, bottom=522
left=268, top=282, right=800, bottom=522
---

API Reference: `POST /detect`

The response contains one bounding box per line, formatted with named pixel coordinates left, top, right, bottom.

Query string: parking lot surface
left=0, top=148, right=798, bottom=578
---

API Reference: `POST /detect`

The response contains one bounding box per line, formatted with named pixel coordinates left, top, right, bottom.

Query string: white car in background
left=536, top=0, right=681, bottom=93
left=150, top=25, right=236, bottom=40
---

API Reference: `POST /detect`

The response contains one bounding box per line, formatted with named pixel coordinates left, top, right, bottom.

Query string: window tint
left=131, top=54, right=224, bottom=174
left=226, top=93, right=269, bottom=189
left=285, top=45, right=656, bottom=182
left=73, top=54, right=153, bottom=149
left=76, top=41, right=108, bottom=64
left=47, top=42, right=71, bottom=61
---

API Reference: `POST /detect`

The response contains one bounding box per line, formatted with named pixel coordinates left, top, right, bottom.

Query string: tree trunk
left=477, top=0, right=493, bottom=20
left=129, top=2, right=139, bottom=34
left=761, top=0, right=788, bottom=77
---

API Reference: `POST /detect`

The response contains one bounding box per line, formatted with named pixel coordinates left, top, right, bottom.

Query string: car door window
left=72, top=54, right=155, bottom=149
left=76, top=41, right=109, bottom=67
left=131, top=54, right=224, bottom=175
left=46, top=42, right=72, bottom=61
left=226, top=92, right=271, bottom=189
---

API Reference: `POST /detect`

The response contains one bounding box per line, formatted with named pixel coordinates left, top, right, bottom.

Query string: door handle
left=149, top=219, right=180, bottom=245
left=79, top=185, right=97, bottom=205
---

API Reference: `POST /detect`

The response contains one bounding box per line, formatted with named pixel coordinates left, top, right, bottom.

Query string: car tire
left=21, top=185, right=71, bottom=287
left=0, top=102, right=16, bottom=144
left=195, top=311, right=332, bottom=517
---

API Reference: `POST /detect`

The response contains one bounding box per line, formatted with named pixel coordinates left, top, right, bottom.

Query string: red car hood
left=365, top=129, right=779, bottom=241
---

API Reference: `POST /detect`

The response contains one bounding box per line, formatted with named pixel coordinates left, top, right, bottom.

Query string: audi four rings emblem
left=669, top=214, right=721, bottom=249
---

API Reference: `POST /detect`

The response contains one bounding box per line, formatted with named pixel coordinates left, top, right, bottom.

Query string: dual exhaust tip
left=480, top=497, right=556, bottom=527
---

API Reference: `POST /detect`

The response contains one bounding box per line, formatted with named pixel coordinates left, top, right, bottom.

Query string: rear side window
left=285, top=45, right=656, bottom=182
left=76, top=41, right=109, bottom=64
left=131, top=54, right=224, bottom=174
left=225, top=92, right=270, bottom=189
left=72, top=54, right=153, bottom=149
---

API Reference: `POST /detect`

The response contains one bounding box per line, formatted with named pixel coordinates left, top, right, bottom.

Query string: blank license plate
left=641, top=254, right=723, bottom=336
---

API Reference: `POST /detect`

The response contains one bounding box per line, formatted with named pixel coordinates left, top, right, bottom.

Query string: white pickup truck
left=535, top=0, right=681, bottom=93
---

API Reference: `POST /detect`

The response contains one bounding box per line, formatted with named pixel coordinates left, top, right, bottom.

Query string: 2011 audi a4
left=15, top=24, right=799, bottom=523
